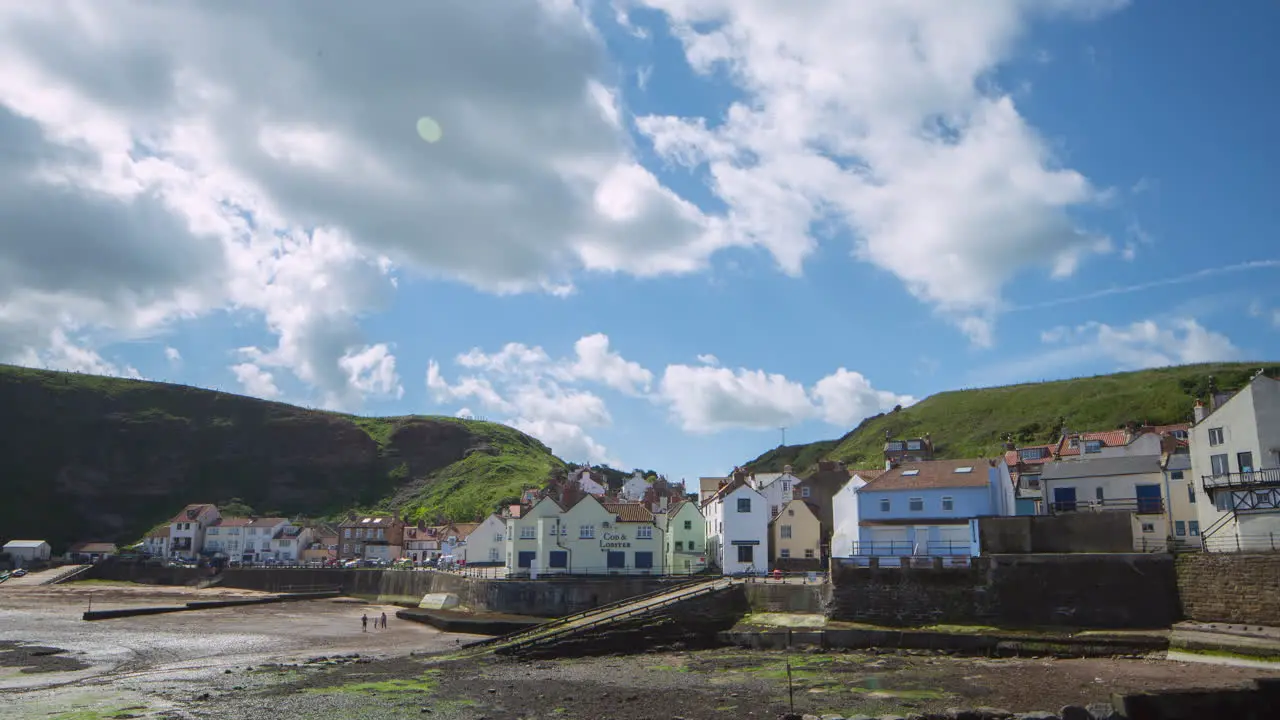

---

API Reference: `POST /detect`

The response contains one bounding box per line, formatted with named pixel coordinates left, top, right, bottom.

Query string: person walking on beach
left=362, top=613, right=368, bottom=632
left=381, top=611, right=388, bottom=629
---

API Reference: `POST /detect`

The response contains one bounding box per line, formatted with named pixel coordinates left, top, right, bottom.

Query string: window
left=771, top=505, right=779, bottom=518
left=1171, top=470, right=1185, bottom=480
left=804, top=549, right=815, bottom=559
left=637, top=526, right=653, bottom=539
left=548, top=551, right=568, bottom=569
left=494, top=533, right=503, bottom=542
left=687, top=540, right=697, bottom=551
left=780, top=525, right=792, bottom=539
left=954, top=466, right=973, bottom=474
left=1210, top=454, right=1230, bottom=476
left=907, top=440, right=923, bottom=450
left=1215, top=493, right=1232, bottom=512
left=1023, top=474, right=1041, bottom=489
left=1208, top=427, right=1224, bottom=446
left=520, top=526, right=536, bottom=540
left=683, top=520, right=692, bottom=530
left=579, top=524, right=595, bottom=539
left=1141, top=523, right=1155, bottom=534
left=801, top=486, right=811, bottom=498
left=549, top=523, right=559, bottom=537
left=1175, top=521, right=1187, bottom=537
left=902, top=469, right=920, bottom=476
left=489, top=548, right=500, bottom=562
left=737, top=545, right=754, bottom=563
left=780, top=548, right=791, bottom=558
left=1069, top=438, right=1079, bottom=448
left=782, top=482, right=790, bottom=493
left=1189, top=521, right=1200, bottom=536
left=1084, top=440, right=1102, bottom=454
left=634, top=551, right=653, bottom=569
left=342, top=544, right=350, bottom=554
left=908, top=497, right=924, bottom=512
left=941, top=497, right=954, bottom=511
left=1187, top=485, right=1196, bottom=504
left=737, top=498, right=752, bottom=513
left=887, top=441, right=905, bottom=451
left=675, top=541, right=683, bottom=551
left=1019, top=448, right=1044, bottom=461
left=1095, top=487, right=1105, bottom=502
left=1238, top=452, right=1254, bottom=473
left=787, top=508, right=795, bottom=517
left=880, top=498, right=891, bottom=512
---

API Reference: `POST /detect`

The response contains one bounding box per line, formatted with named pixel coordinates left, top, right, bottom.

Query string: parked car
left=13, top=568, right=28, bottom=577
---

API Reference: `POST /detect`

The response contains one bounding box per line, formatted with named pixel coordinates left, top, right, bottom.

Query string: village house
left=502, top=496, right=665, bottom=575
left=142, top=526, right=170, bottom=557
left=830, top=469, right=885, bottom=558
left=619, top=471, right=651, bottom=502
left=770, top=498, right=822, bottom=570
left=168, top=503, right=221, bottom=559
left=702, top=473, right=769, bottom=575
left=301, top=524, right=339, bottom=563
left=850, top=458, right=1015, bottom=562
left=1190, top=372, right=1280, bottom=551
left=748, top=466, right=803, bottom=520
left=438, top=522, right=480, bottom=561
left=1163, top=451, right=1201, bottom=547
left=268, top=524, right=311, bottom=562
left=64, top=542, right=117, bottom=563
left=459, top=514, right=506, bottom=564
left=883, top=434, right=935, bottom=465
left=339, top=513, right=406, bottom=562
left=1040, top=456, right=1175, bottom=551
left=656, top=499, right=707, bottom=574
left=402, top=523, right=440, bottom=563
left=698, top=476, right=727, bottom=504
left=202, top=517, right=251, bottom=558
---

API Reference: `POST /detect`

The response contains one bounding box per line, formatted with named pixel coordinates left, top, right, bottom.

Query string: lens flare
left=416, top=116, right=442, bottom=143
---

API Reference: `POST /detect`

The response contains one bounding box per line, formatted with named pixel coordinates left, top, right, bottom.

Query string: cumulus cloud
left=164, top=346, right=182, bottom=363
left=657, top=364, right=913, bottom=434
left=0, top=0, right=728, bottom=408
left=231, top=361, right=281, bottom=399
left=625, top=0, right=1125, bottom=344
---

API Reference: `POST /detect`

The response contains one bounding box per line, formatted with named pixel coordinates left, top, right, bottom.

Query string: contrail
left=1009, top=260, right=1280, bottom=312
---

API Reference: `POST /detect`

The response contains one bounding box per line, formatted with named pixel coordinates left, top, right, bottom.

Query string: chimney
left=1193, top=399, right=1207, bottom=424
left=783, top=464, right=793, bottom=474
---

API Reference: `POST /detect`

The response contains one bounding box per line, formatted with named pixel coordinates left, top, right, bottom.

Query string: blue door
left=1053, top=487, right=1077, bottom=513
left=517, top=551, right=536, bottom=568
left=634, top=551, right=653, bottom=569
left=1135, top=484, right=1162, bottom=514
left=606, top=551, right=625, bottom=569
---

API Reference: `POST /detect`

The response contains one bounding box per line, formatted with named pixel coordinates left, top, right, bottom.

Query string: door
left=1052, top=486, right=1077, bottom=513
left=634, top=551, right=653, bottom=570
left=548, top=550, right=568, bottom=569
left=1238, top=452, right=1255, bottom=474
left=1135, top=484, right=1162, bottom=514
left=606, top=551, right=625, bottom=569
left=517, top=551, right=536, bottom=569
left=866, top=527, right=908, bottom=556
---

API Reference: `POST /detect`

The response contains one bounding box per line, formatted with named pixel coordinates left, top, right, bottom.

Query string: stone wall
left=978, top=513, right=1134, bottom=554
left=1176, top=552, right=1280, bottom=625
left=743, top=581, right=827, bottom=614
left=829, top=554, right=1178, bottom=629
left=85, top=558, right=209, bottom=586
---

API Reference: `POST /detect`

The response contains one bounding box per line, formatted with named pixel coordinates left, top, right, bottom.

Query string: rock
left=1084, top=704, right=1119, bottom=720
left=224, top=669, right=232, bottom=674
left=1015, top=714, right=1059, bottom=720
left=974, top=710, right=1014, bottom=720
left=194, top=692, right=210, bottom=701
left=877, top=715, right=907, bottom=720
left=1059, top=707, right=1090, bottom=720
left=420, top=709, right=430, bottom=714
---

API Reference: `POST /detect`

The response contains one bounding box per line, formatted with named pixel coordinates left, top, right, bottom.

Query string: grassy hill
left=0, top=364, right=564, bottom=551
left=744, top=362, right=1280, bottom=473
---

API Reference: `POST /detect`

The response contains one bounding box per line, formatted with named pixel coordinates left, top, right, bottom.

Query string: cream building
left=504, top=496, right=666, bottom=575
left=771, top=499, right=822, bottom=568
left=1190, top=373, right=1280, bottom=550
left=462, top=514, right=507, bottom=564
left=1040, top=455, right=1188, bottom=551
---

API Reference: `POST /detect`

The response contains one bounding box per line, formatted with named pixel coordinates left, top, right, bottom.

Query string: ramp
left=0, top=564, right=90, bottom=590
left=461, top=576, right=738, bottom=658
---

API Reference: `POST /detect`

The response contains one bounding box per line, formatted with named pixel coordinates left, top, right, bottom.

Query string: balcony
left=1201, top=467, right=1280, bottom=491
left=1048, top=497, right=1165, bottom=515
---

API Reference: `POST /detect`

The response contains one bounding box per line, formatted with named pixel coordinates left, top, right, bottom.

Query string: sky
left=2, top=0, right=1278, bottom=485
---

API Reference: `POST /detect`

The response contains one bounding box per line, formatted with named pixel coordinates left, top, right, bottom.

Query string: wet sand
left=3, top=583, right=1279, bottom=719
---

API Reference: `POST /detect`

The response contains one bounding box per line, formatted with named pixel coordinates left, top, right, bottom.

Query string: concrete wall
left=829, top=553, right=1178, bottom=629
left=977, top=513, right=1134, bottom=554
left=1176, top=552, right=1280, bottom=625
left=743, top=582, right=826, bottom=614
left=85, top=559, right=210, bottom=586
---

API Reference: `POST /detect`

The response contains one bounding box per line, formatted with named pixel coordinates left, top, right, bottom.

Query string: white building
left=1163, top=452, right=1201, bottom=547
left=462, top=514, right=506, bottom=564
left=702, top=480, right=769, bottom=575
left=3, top=540, right=51, bottom=566
left=1040, top=455, right=1177, bottom=551
left=269, top=525, right=312, bottom=562
left=142, top=526, right=170, bottom=557
left=619, top=471, right=650, bottom=502
left=1190, top=373, right=1280, bottom=551
left=749, top=467, right=803, bottom=520
left=503, top=496, right=665, bottom=575
left=831, top=470, right=877, bottom=558
left=204, top=517, right=293, bottom=562
left=571, top=467, right=608, bottom=496
left=168, top=504, right=221, bottom=559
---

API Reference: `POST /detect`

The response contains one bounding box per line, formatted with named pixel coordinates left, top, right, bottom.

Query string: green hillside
left=745, top=362, right=1280, bottom=473
left=0, top=364, right=564, bottom=551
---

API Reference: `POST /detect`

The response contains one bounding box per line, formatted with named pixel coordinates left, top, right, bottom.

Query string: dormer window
left=907, top=440, right=923, bottom=450
left=1084, top=440, right=1101, bottom=454
left=902, top=469, right=920, bottom=476
left=954, top=467, right=973, bottom=474
left=1018, top=448, right=1044, bottom=461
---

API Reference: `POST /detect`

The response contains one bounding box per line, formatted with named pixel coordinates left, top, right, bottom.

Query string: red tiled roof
left=246, top=517, right=288, bottom=527
left=849, top=468, right=886, bottom=481
left=214, top=517, right=253, bottom=527
left=69, top=542, right=117, bottom=553
left=1058, top=430, right=1128, bottom=457
left=449, top=523, right=481, bottom=538
left=170, top=503, right=217, bottom=522
left=861, top=459, right=993, bottom=492
left=602, top=503, right=655, bottom=523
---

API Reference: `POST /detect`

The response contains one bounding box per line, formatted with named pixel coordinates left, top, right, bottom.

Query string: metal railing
left=1048, top=497, right=1165, bottom=515
left=841, top=540, right=973, bottom=557
left=502, top=565, right=704, bottom=578
left=1202, top=468, right=1280, bottom=491
left=492, top=578, right=736, bottom=656
left=462, top=576, right=714, bottom=650
left=1200, top=533, right=1280, bottom=554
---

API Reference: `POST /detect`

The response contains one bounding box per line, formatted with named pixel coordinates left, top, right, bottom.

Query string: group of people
left=361, top=611, right=389, bottom=631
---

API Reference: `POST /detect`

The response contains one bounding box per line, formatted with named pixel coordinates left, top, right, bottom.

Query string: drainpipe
left=553, top=518, right=571, bottom=574
left=1162, top=468, right=1175, bottom=546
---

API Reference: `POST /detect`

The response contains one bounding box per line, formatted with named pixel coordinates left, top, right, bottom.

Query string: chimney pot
left=1193, top=399, right=1207, bottom=424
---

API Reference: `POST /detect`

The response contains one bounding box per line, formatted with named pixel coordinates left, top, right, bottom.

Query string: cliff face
left=0, top=365, right=562, bottom=551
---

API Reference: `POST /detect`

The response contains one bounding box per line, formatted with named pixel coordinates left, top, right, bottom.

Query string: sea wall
left=1176, top=552, right=1280, bottom=625
left=829, top=553, right=1179, bottom=629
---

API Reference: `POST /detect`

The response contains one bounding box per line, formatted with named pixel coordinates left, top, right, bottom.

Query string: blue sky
left=2, top=0, right=1277, bottom=486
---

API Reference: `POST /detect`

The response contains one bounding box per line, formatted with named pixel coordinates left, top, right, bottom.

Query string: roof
left=848, top=468, right=886, bottom=482
left=68, top=542, right=118, bottom=553
left=773, top=498, right=821, bottom=522
left=341, top=515, right=400, bottom=526
left=1057, top=430, right=1129, bottom=457
left=602, top=503, right=655, bottom=523
left=860, top=459, right=993, bottom=492
left=449, top=523, right=481, bottom=538
left=171, top=503, right=217, bottom=522
left=1004, top=444, right=1056, bottom=467
left=1041, top=455, right=1163, bottom=481
left=214, top=517, right=253, bottom=527
left=1164, top=452, right=1192, bottom=471
left=3, top=540, right=49, bottom=548
left=246, top=517, right=288, bottom=527
left=700, top=476, right=752, bottom=508
left=146, top=526, right=171, bottom=538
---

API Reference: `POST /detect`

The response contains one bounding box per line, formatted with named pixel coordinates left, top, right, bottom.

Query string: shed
left=3, top=540, right=52, bottom=564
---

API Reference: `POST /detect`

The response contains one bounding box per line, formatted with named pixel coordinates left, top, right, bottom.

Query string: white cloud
left=164, top=346, right=182, bottom=363
left=0, top=1, right=730, bottom=408
left=657, top=363, right=911, bottom=433
left=14, top=328, right=142, bottom=379
left=556, top=333, right=653, bottom=395
left=628, top=0, right=1124, bottom=344
left=1249, top=300, right=1280, bottom=329
left=696, top=353, right=719, bottom=366
left=231, top=361, right=281, bottom=399
left=338, top=343, right=404, bottom=401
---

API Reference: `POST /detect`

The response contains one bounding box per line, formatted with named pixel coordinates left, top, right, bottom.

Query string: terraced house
left=503, top=495, right=665, bottom=576
left=339, top=513, right=406, bottom=562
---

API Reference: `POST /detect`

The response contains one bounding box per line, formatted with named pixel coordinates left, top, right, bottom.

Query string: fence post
left=1236, top=534, right=1241, bottom=552
left=1272, top=533, right=1275, bottom=551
